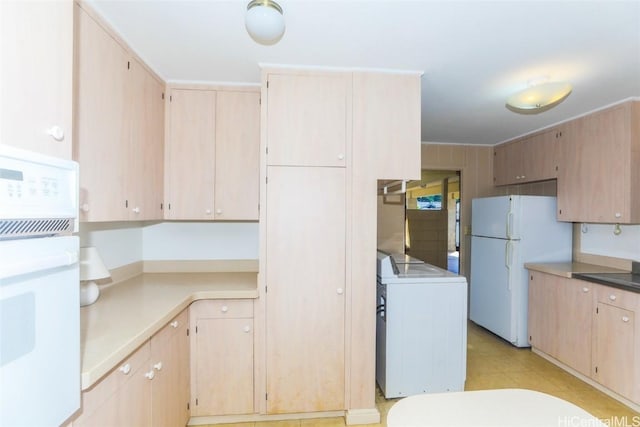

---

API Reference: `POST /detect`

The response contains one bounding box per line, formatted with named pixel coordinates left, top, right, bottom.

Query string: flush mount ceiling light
left=245, top=0, right=285, bottom=45
left=506, top=81, right=573, bottom=114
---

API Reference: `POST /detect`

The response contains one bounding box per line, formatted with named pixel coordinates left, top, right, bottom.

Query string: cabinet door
left=265, top=166, right=346, bottom=413
left=266, top=73, right=349, bottom=167
left=527, top=271, right=558, bottom=355
left=150, top=310, right=190, bottom=427
left=0, top=0, right=73, bottom=159
left=493, top=141, right=522, bottom=185
left=193, top=318, right=254, bottom=416
left=75, top=6, right=129, bottom=221
left=214, top=91, right=260, bottom=220
left=522, top=129, right=558, bottom=183
left=128, top=59, right=164, bottom=221
left=594, top=302, right=635, bottom=400
left=555, top=278, right=593, bottom=377
left=165, top=89, right=216, bottom=219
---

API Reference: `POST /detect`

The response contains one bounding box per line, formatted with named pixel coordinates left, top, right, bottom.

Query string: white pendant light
left=506, top=81, right=572, bottom=114
left=245, top=0, right=285, bottom=45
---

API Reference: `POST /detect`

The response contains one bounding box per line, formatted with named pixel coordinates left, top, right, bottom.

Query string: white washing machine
left=376, top=251, right=468, bottom=398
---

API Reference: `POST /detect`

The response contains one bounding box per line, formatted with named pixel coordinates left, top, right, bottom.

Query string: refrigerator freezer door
left=471, top=196, right=520, bottom=240
left=470, top=235, right=518, bottom=344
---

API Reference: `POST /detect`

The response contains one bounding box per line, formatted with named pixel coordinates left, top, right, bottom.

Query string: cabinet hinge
left=195, top=325, right=198, bottom=334
left=170, top=95, right=172, bottom=102
left=596, top=307, right=599, bottom=314
left=266, top=176, right=268, bottom=184
left=265, top=393, right=268, bottom=400
left=266, top=81, right=269, bottom=89
left=595, top=366, right=598, bottom=374
left=160, top=203, right=163, bottom=210
left=195, top=398, right=198, bottom=406
left=265, top=285, right=268, bottom=293
left=162, top=92, right=165, bottom=100
left=187, top=402, right=190, bottom=410
left=259, top=97, right=261, bottom=105
left=127, top=61, right=130, bottom=70
left=125, top=200, right=128, bottom=208
left=168, top=203, right=171, bottom=210
left=266, top=146, right=269, bottom=155
left=186, top=328, right=189, bottom=336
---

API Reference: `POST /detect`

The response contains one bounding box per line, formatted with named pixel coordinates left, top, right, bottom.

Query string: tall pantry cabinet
left=257, top=67, right=421, bottom=420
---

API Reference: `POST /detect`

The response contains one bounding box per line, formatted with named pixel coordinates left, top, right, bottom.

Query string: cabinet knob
left=205, top=209, right=212, bottom=215
left=216, top=209, right=222, bottom=215
left=622, top=316, right=630, bottom=323
left=609, top=295, right=617, bottom=301
left=170, top=320, right=179, bottom=328
left=337, top=288, right=344, bottom=295
left=132, top=207, right=140, bottom=214
left=337, top=153, right=344, bottom=160
left=615, top=213, right=622, bottom=218
left=119, top=363, right=131, bottom=375
left=221, top=305, right=228, bottom=313
left=243, top=325, right=251, bottom=333
left=144, top=370, right=155, bottom=380
left=81, top=203, right=90, bottom=213
left=582, top=287, right=589, bottom=293
left=46, top=125, right=65, bottom=141
left=153, top=362, right=163, bottom=371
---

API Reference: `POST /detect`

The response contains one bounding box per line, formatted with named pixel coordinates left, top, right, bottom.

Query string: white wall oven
left=0, top=145, right=80, bottom=426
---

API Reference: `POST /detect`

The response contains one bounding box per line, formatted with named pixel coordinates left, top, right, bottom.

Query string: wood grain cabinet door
left=265, top=166, right=346, bottom=414
left=165, top=89, right=216, bottom=219
left=266, top=73, right=349, bottom=167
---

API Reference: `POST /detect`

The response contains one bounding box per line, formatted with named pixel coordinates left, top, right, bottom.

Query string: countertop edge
left=525, top=262, right=629, bottom=278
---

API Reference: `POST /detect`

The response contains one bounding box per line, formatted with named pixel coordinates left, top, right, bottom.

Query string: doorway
left=404, top=170, right=460, bottom=273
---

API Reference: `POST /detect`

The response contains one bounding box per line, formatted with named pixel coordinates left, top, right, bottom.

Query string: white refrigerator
left=470, top=195, right=572, bottom=347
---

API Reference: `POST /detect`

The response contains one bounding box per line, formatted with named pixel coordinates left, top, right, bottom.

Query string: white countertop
left=80, top=272, right=258, bottom=390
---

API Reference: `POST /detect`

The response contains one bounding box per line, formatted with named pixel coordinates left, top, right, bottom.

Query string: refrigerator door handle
left=506, top=211, right=514, bottom=239
left=505, top=241, right=513, bottom=290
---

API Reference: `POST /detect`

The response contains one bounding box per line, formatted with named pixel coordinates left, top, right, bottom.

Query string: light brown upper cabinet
left=557, top=101, right=640, bottom=223
left=266, top=73, right=350, bottom=167
left=164, top=86, right=260, bottom=221
left=75, top=4, right=165, bottom=222
left=493, top=128, right=560, bottom=186
left=0, top=0, right=73, bottom=159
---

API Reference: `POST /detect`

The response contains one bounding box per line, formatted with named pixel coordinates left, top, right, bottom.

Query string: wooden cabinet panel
left=557, top=101, right=640, bottom=223
left=128, top=58, right=164, bottom=221
left=0, top=0, right=73, bottom=159
left=266, top=73, right=349, bottom=167
left=75, top=5, right=130, bottom=221
left=527, top=271, right=557, bottom=355
left=192, top=317, right=254, bottom=416
left=265, top=166, right=346, bottom=413
left=164, top=89, right=216, bottom=219
left=522, top=129, right=559, bottom=182
left=594, top=302, right=635, bottom=400
left=214, top=91, right=260, bottom=220
left=73, top=343, right=153, bottom=427
left=150, top=310, right=190, bottom=427
left=352, top=72, right=421, bottom=180
left=493, top=140, right=522, bottom=185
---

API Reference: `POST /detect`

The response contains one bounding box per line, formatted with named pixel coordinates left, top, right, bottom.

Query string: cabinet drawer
left=77, top=342, right=151, bottom=422
left=597, top=286, right=640, bottom=311
left=191, top=299, right=253, bottom=319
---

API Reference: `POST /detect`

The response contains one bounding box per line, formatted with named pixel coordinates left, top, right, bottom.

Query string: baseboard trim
left=345, top=408, right=381, bottom=425
left=188, top=410, right=345, bottom=426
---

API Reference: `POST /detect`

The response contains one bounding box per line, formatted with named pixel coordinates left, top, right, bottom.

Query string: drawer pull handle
left=221, top=305, right=228, bottom=313
left=622, top=316, right=630, bottom=323
left=119, top=363, right=131, bottom=375
left=170, top=321, right=179, bottom=328
left=609, top=295, right=617, bottom=301
left=144, top=370, right=155, bottom=380
left=153, top=362, right=163, bottom=371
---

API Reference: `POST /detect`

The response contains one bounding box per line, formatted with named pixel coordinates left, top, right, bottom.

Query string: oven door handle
left=0, top=250, right=78, bottom=279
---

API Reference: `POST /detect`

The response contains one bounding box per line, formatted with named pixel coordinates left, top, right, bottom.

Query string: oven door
left=0, top=235, right=80, bottom=426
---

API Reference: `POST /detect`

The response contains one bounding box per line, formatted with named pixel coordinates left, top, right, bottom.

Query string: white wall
left=580, top=223, right=640, bottom=261
left=79, top=222, right=259, bottom=269
left=142, top=222, right=259, bottom=260
left=79, top=222, right=143, bottom=270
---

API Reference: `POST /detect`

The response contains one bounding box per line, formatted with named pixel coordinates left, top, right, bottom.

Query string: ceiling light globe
left=506, top=81, right=572, bottom=113
left=245, top=0, right=285, bottom=45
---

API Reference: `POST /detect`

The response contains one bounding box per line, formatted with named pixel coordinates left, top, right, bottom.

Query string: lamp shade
left=506, top=82, right=572, bottom=113
left=245, top=0, right=285, bottom=45
left=79, top=247, right=110, bottom=281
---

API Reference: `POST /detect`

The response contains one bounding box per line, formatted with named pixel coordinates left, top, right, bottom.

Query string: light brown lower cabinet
left=71, top=309, right=189, bottom=427
left=190, top=299, right=254, bottom=416
left=528, top=271, right=640, bottom=405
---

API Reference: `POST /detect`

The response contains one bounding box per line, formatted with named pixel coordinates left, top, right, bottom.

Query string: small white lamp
left=79, top=247, right=110, bottom=307
left=245, top=0, right=285, bottom=45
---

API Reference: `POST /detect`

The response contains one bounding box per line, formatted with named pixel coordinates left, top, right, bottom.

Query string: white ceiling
left=87, top=0, right=640, bottom=145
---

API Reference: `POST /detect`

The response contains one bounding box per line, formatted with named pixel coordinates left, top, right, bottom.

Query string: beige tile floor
left=206, top=322, right=639, bottom=427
